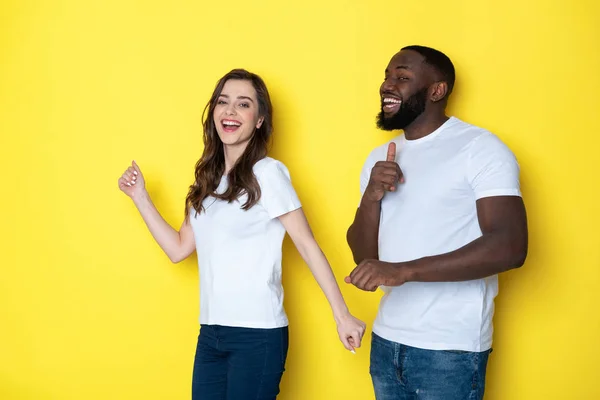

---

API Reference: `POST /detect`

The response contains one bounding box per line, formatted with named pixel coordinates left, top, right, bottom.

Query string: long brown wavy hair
left=185, top=69, right=273, bottom=217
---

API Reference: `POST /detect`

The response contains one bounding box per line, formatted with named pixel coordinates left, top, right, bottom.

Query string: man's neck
left=403, top=113, right=450, bottom=141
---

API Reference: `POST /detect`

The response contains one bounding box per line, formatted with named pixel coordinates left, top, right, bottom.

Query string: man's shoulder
left=444, top=117, right=491, bottom=142
left=445, top=117, right=515, bottom=155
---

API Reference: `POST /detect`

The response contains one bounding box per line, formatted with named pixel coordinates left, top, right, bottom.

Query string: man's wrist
left=394, top=261, right=418, bottom=284
left=360, top=191, right=380, bottom=207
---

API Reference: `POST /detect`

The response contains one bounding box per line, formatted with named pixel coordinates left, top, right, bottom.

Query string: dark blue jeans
left=192, top=325, right=288, bottom=400
left=370, top=333, right=491, bottom=400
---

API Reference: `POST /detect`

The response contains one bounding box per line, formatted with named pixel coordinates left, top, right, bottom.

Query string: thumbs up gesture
left=364, top=142, right=404, bottom=202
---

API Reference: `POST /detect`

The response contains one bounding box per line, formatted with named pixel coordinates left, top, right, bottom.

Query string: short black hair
left=401, top=45, right=455, bottom=96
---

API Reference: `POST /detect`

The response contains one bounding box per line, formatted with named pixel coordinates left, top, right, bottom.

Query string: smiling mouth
left=221, top=120, right=241, bottom=132
left=382, top=97, right=402, bottom=113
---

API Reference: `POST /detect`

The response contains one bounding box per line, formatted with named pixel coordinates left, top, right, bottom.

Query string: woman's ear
left=256, top=116, right=264, bottom=129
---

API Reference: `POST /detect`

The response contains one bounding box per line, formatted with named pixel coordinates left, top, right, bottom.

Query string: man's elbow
left=508, top=243, right=528, bottom=269
left=346, top=227, right=357, bottom=262
left=513, top=250, right=527, bottom=268
left=347, top=224, right=380, bottom=264
left=346, top=225, right=354, bottom=247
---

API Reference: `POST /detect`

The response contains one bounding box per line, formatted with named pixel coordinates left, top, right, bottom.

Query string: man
left=345, top=45, right=528, bottom=400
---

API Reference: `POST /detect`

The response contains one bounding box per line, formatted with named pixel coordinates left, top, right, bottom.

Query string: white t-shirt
left=359, top=117, right=521, bottom=352
left=189, top=157, right=301, bottom=329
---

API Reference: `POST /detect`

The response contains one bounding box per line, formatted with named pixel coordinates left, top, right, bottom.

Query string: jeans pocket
left=369, top=334, right=395, bottom=377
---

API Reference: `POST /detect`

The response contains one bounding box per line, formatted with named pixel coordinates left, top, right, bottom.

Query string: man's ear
left=430, top=81, right=448, bottom=102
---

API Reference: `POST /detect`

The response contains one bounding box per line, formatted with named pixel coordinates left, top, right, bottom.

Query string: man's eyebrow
left=384, top=65, right=411, bottom=74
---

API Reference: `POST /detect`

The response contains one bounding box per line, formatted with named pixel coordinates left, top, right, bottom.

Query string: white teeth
left=383, top=98, right=402, bottom=104
left=223, top=121, right=241, bottom=126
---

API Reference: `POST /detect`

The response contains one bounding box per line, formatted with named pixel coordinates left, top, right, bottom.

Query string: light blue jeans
left=370, top=333, right=491, bottom=400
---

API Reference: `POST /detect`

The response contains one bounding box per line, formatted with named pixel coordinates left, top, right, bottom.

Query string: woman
left=118, top=69, right=365, bottom=399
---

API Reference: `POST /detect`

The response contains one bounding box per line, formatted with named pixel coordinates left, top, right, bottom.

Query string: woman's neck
left=223, top=142, right=248, bottom=173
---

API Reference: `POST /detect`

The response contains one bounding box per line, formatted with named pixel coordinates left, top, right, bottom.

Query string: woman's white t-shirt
left=189, top=157, right=301, bottom=329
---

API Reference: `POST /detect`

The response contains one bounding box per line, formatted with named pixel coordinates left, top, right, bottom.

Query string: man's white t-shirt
left=189, top=157, right=301, bottom=329
left=359, top=117, right=521, bottom=352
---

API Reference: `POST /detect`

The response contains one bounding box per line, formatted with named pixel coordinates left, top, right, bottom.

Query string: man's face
left=376, top=50, right=432, bottom=131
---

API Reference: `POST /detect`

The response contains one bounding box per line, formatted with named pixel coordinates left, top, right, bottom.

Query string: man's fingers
left=376, top=168, right=400, bottom=178
left=373, top=157, right=405, bottom=185
left=350, top=265, right=367, bottom=288
left=362, top=276, right=378, bottom=292
left=350, top=261, right=381, bottom=292
left=396, top=165, right=405, bottom=183
left=355, top=273, right=373, bottom=291
left=379, top=175, right=399, bottom=186
left=386, top=142, right=396, bottom=162
left=348, top=264, right=361, bottom=282
left=374, top=161, right=399, bottom=170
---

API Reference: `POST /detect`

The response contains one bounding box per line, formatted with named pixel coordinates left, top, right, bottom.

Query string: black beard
left=376, top=87, right=428, bottom=131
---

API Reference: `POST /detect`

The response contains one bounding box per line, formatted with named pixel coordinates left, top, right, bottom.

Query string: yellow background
left=1, top=0, right=598, bottom=399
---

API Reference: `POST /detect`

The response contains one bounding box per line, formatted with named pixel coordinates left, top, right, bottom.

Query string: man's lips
left=382, top=96, right=402, bottom=113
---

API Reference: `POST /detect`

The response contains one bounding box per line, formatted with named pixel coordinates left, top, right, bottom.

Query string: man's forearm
left=400, top=230, right=527, bottom=283
left=347, top=197, right=382, bottom=263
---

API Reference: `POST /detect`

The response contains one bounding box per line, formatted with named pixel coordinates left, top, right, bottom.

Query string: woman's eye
left=239, top=102, right=250, bottom=108
left=217, top=100, right=227, bottom=105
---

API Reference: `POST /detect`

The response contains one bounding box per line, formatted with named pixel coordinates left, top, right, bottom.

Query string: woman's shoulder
left=253, top=157, right=289, bottom=176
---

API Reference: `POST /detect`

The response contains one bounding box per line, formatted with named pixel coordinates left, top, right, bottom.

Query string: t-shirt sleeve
left=257, top=160, right=302, bottom=218
left=360, top=146, right=382, bottom=196
left=360, top=156, right=372, bottom=196
left=467, top=133, right=522, bottom=200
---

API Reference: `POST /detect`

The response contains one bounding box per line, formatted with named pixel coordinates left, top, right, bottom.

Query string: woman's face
left=213, top=79, right=264, bottom=148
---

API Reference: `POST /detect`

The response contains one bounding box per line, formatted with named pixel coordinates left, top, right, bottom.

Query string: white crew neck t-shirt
left=359, top=117, right=521, bottom=352
left=189, top=157, right=301, bottom=329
